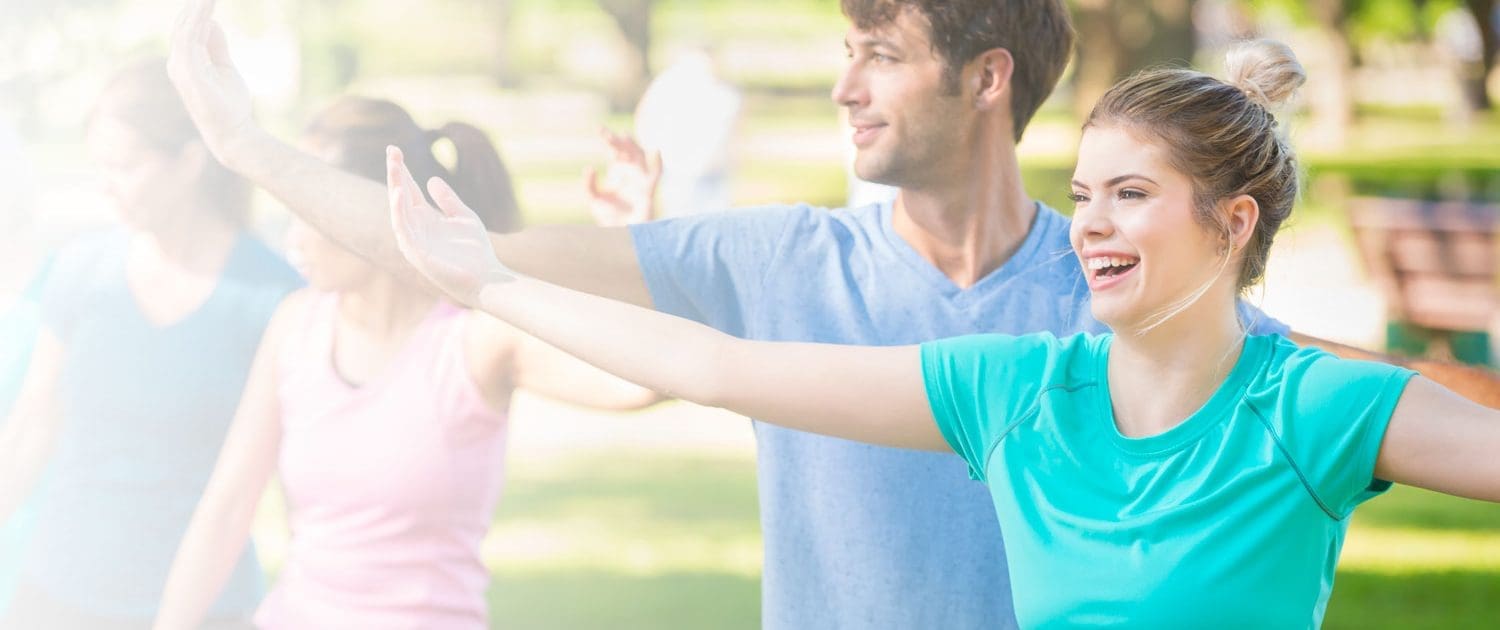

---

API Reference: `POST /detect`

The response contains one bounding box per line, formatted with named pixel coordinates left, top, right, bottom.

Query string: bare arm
left=1290, top=332, right=1500, bottom=409
left=1374, top=376, right=1500, bottom=502
left=0, top=329, right=65, bottom=524
left=168, top=0, right=653, bottom=307
left=153, top=295, right=299, bottom=630
left=510, top=327, right=667, bottom=411
left=388, top=154, right=943, bottom=450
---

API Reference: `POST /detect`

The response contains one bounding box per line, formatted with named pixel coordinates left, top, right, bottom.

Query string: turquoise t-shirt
left=921, top=332, right=1415, bottom=629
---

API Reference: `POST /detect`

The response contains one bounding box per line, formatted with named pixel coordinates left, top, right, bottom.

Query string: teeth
left=1086, top=256, right=1139, bottom=270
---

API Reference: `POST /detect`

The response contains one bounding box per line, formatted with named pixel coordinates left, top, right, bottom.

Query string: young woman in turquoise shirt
left=383, top=40, right=1498, bottom=628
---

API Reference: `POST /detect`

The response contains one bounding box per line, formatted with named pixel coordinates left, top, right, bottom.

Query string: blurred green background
left=4, top=0, right=1499, bottom=627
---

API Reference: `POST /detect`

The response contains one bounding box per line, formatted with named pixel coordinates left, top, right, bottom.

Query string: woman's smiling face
left=1069, top=124, right=1235, bottom=332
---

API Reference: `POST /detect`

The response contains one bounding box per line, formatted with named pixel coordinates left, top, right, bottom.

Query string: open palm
left=584, top=129, right=662, bottom=226
left=387, top=147, right=513, bottom=304
left=168, top=0, right=257, bottom=163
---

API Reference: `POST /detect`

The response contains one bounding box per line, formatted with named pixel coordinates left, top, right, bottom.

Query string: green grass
left=459, top=456, right=1500, bottom=628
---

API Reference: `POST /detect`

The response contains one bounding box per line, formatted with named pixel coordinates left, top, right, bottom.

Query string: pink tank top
left=256, top=293, right=508, bottom=630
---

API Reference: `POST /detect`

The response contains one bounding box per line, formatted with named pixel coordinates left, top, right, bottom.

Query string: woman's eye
left=1067, top=192, right=1088, bottom=204
left=1118, top=189, right=1146, bottom=200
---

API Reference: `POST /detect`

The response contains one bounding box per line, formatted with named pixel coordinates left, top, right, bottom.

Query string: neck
left=1106, top=293, right=1248, bottom=438
left=890, top=124, right=1034, bottom=288
left=132, top=213, right=237, bottom=273
left=337, top=272, right=441, bottom=338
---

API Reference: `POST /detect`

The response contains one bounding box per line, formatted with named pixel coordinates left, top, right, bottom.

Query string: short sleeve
left=1237, top=300, right=1290, bottom=336
left=629, top=205, right=803, bottom=337
left=920, top=333, right=1060, bottom=482
left=1277, top=350, right=1416, bottom=517
left=38, top=236, right=107, bottom=342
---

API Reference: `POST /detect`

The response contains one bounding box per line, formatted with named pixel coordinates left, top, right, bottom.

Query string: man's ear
left=969, top=47, right=1014, bottom=112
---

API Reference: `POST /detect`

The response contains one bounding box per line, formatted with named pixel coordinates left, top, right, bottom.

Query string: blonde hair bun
left=1223, top=39, right=1306, bottom=110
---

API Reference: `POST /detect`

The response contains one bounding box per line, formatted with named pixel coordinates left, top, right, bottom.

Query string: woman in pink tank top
left=153, top=97, right=661, bottom=630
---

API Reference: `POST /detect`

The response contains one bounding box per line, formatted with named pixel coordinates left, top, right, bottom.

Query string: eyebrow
left=846, top=35, right=901, bottom=52
left=1070, top=174, right=1159, bottom=189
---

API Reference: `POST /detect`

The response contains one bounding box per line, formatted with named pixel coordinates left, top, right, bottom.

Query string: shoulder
left=221, top=233, right=304, bottom=295
left=1259, top=334, right=1410, bottom=391
left=47, top=229, right=125, bottom=279
left=37, top=229, right=126, bottom=312
left=1248, top=334, right=1415, bottom=422
left=923, top=331, right=1097, bottom=382
left=261, top=288, right=319, bottom=340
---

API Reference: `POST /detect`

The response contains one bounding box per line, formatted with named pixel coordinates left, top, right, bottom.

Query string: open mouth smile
left=1085, top=255, right=1140, bottom=290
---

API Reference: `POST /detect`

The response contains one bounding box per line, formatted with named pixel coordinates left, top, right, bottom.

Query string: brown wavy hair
left=840, top=0, right=1074, bottom=141
left=91, top=58, right=250, bottom=225
left=302, top=96, right=521, bottom=233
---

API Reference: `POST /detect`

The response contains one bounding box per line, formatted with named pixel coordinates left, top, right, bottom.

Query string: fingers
left=386, top=146, right=415, bottom=218
left=647, top=150, right=664, bottom=179
left=600, top=127, right=646, bottom=165
left=385, top=146, right=426, bottom=211
left=387, top=148, right=423, bottom=256
left=174, top=0, right=216, bottom=48
left=427, top=176, right=475, bottom=221
left=206, top=23, right=232, bottom=67
left=583, top=166, right=602, bottom=199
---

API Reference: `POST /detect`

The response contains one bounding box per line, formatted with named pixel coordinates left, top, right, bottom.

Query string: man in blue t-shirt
left=169, top=0, right=1499, bottom=626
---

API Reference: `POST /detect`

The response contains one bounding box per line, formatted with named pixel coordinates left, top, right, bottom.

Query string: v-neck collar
left=120, top=232, right=245, bottom=332
left=874, top=199, right=1059, bottom=306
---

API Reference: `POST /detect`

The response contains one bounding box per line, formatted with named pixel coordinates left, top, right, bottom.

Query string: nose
left=1074, top=198, right=1115, bottom=243
left=831, top=60, right=866, bottom=110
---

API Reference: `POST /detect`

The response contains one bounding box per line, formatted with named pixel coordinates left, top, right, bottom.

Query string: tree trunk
left=1308, top=0, right=1354, bottom=147
left=1071, top=0, right=1197, bottom=119
left=595, top=0, right=653, bottom=112
left=1467, top=0, right=1496, bottom=110
left=489, top=0, right=519, bottom=88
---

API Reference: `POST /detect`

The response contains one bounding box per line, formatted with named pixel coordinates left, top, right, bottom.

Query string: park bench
left=1347, top=197, right=1498, bottom=364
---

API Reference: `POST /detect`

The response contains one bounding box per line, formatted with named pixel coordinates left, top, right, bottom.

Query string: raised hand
left=167, top=0, right=262, bottom=167
left=583, top=128, right=662, bottom=227
left=387, top=147, right=514, bottom=305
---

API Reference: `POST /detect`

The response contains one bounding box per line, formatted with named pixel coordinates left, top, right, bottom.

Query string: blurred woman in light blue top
left=0, top=59, right=300, bottom=629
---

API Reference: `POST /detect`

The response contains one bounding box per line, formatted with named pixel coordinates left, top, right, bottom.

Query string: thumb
left=427, top=176, right=471, bottom=219
left=583, top=167, right=604, bottom=199
left=206, top=23, right=240, bottom=73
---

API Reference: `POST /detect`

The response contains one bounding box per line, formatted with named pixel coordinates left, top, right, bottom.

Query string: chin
left=1088, top=302, right=1134, bottom=333
left=853, top=155, right=897, bottom=186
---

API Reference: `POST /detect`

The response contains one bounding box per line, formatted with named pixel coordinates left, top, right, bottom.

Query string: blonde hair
left=1085, top=39, right=1306, bottom=291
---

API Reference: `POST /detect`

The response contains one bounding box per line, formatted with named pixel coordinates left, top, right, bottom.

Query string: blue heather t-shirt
left=26, top=230, right=302, bottom=618
left=922, top=332, right=1415, bottom=628
left=631, top=200, right=1288, bottom=629
left=0, top=256, right=53, bottom=614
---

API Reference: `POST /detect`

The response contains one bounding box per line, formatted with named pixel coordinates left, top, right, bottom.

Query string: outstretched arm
left=388, top=149, right=944, bottom=450
left=0, top=329, right=65, bottom=525
left=1291, top=332, right=1500, bottom=409
left=153, top=295, right=300, bottom=630
left=168, top=0, right=654, bottom=307
left=1374, top=376, right=1500, bottom=502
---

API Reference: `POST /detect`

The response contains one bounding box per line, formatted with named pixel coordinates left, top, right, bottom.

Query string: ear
left=969, top=47, right=1014, bottom=112
left=1223, top=193, right=1259, bottom=253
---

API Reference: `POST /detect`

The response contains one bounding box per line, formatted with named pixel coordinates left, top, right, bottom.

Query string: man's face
left=832, top=9, right=970, bottom=188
